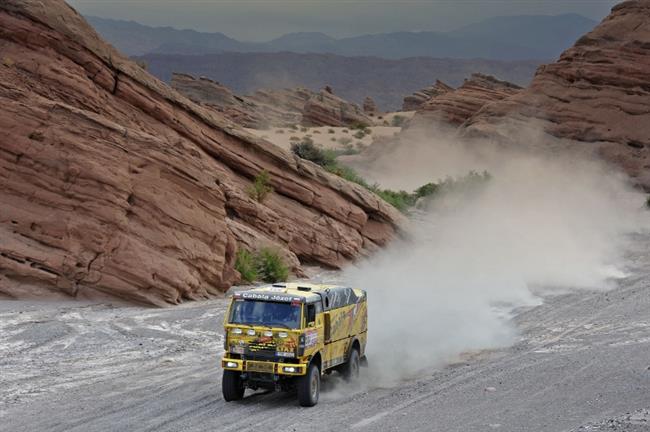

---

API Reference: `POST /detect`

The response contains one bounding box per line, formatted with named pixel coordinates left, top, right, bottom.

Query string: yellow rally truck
left=221, top=283, right=368, bottom=406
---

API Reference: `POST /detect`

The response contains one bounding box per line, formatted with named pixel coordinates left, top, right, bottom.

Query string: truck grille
left=245, top=361, right=275, bottom=373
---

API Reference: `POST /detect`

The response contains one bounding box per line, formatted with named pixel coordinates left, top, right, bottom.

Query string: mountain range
left=138, top=52, right=541, bottom=111
left=87, top=13, right=596, bottom=61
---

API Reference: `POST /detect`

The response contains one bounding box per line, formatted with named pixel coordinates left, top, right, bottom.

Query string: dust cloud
left=342, top=122, right=649, bottom=385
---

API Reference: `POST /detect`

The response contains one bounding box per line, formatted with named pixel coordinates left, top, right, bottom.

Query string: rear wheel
left=222, top=370, right=245, bottom=401
left=342, top=348, right=360, bottom=381
left=297, top=362, right=320, bottom=407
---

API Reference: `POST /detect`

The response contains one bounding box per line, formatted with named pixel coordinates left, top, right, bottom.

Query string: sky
left=67, top=0, right=621, bottom=41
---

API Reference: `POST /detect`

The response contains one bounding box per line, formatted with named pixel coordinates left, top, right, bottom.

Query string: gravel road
left=1, top=239, right=649, bottom=432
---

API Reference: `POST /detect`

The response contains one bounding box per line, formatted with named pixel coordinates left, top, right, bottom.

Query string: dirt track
left=1, top=238, right=649, bottom=431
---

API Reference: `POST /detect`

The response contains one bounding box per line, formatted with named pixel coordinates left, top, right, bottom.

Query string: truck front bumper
left=221, top=358, right=307, bottom=376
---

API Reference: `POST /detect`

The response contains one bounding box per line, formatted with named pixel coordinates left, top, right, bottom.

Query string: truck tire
left=222, top=370, right=245, bottom=401
left=297, top=363, right=320, bottom=407
left=342, top=348, right=360, bottom=381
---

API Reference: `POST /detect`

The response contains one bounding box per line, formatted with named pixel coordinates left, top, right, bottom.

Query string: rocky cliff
left=464, top=0, right=650, bottom=190
left=302, top=89, right=373, bottom=127
left=170, top=73, right=301, bottom=128
left=402, top=80, right=453, bottom=111
left=415, top=74, right=521, bottom=126
left=0, top=0, right=403, bottom=305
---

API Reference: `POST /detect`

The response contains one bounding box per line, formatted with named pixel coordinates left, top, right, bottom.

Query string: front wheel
left=222, top=370, right=245, bottom=401
left=297, top=363, right=320, bottom=407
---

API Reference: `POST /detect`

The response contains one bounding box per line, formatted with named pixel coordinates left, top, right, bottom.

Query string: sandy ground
left=1, top=236, right=649, bottom=431
left=245, top=111, right=415, bottom=152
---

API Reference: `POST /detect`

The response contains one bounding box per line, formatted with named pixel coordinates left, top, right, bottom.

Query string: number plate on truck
left=246, top=361, right=274, bottom=373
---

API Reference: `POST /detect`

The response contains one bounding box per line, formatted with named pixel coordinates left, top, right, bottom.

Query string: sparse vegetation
left=313, top=130, right=321, bottom=134
left=235, top=248, right=289, bottom=283
left=289, top=124, right=298, bottom=131
left=289, top=135, right=301, bottom=141
left=328, top=129, right=336, bottom=134
left=342, top=129, right=349, bottom=134
left=235, top=249, right=258, bottom=283
left=391, top=115, right=407, bottom=127
left=256, top=248, right=289, bottom=282
left=247, top=170, right=273, bottom=202
left=300, top=126, right=308, bottom=132
left=353, top=130, right=367, bottom=140
left=338, top=137, right=352, bottom=146
left=135, top=59, right=148, bottom=70
left=330, top=137, right=337, bottom=142
left=290, top=139, right=490, bottom=213
left=276, top=129, right=285, bottom=134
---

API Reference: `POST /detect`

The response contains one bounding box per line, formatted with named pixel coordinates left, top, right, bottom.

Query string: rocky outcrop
left=247, top=87, right=315, bottom=118
left=0, top=0, right=403, bottom=305
left=402, top=80, right=453, bottom=111
left=464, top=0, right=650, bottom=190
left=416, top=74, right=521, bottom=126
left=303, top=89, right=373, bottom=127
left=363, top=96, right=378, bottom=115
left=171, top=73, right=300, bottom=128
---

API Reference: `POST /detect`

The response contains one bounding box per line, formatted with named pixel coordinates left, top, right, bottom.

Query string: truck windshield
left=229, top=300, right=301, bottom=329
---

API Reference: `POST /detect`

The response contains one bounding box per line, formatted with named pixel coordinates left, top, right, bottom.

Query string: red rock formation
left=416, top=74, right=521, bottom=126
left=171, top=73, right=301, bottom=128
left=363, top=96, right=378, bottom=115
left=464, top=0, right=650, bottom=189
left=402, top=80, right=453, bottom=111
left=0, top=0, right=403, bottom=305
left=302, top=89, right=373, bottom=127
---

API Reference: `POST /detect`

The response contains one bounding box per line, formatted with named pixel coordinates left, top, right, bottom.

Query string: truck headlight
left=262, top=330, right=273, bottom=337
left=225, top=361, right=238, bottom=368
left=231, top=328, right=242, bottom=334
left=276, top=351, right=294, bottom=358
left=247, top=329, right=256, bottom=336
left=278, top=332, right=288, bottom=338
left=283, top=366, right=297, bottom=373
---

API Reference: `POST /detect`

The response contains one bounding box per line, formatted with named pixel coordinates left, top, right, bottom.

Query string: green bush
left=291, top=139, right=335, bottom=167
left=235, top=249, right=258, bottom=283
left=256, top=248, right=289, bottom=283
left=391, top=115, right=406, bottom=127
left=247, top=170, right=273, bottom=202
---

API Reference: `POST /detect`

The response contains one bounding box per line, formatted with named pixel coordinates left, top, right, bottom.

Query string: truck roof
left=234, top=283, right=365, bottom=305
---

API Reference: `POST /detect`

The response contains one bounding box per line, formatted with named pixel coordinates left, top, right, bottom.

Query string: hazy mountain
left=88, top=13, right=596, bottom=60
left=138, top=52, right=541, bottom=111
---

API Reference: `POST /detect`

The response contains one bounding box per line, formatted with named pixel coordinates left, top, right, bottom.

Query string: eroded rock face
left=0, top=0, right=403, bottom=305
left=363, top=96, right=378, bottom=115
left=402, top=80, right=453, bottom=111
left=302, top=89, right=373, bottom=127
left=415, top=74, right=521, bottom=126
left=464, top=0, right=650, bottom=190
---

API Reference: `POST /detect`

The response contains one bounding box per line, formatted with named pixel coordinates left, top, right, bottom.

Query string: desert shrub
left=313, top=130, right=321, bottom=134
left=330, top=137, right=337, bottom=142
left=350, top=121, right=370, bottom=130
left=247, top=170, right=273, bottom=202
left=276, top=129, right=285, bottom=134
left=328, top=129, right=336, bottom=134
left=135, top=59, right=148, bottom=70
left=338, top=137, right=352, bottom=145
left=289, top=136, right=301, bottom=141
left=291, top=139, right=335, bottom=167
left=391, top=115, right=406, bottom=127
left=353, top=130, right=366, bottom=139
left=300, top=127, right=308, bottom=132
left=342, top=129, right=349, bottom=134
left=235, top=249, right=258, bottom=283
left=256, top=248, right=289, bottom=282
left=289, top=124, right=298, bottom=130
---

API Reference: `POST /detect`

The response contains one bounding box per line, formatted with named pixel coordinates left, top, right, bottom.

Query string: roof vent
left=297, top=286, right=312, bottom=291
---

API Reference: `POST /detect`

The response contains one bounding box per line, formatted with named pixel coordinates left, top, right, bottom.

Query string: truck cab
left=221, top=283, right=368, bottom=406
